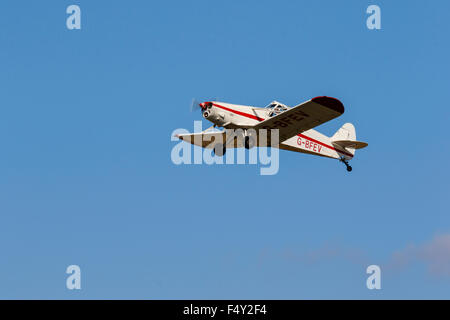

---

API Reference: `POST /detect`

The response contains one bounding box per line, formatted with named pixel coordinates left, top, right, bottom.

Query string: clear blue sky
left=0, top=0, right=449, bottom=299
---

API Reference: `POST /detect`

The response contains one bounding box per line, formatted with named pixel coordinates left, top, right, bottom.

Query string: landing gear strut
left=244, top=135, right=256, bottom=149
left=213, top=143, right=226, bottom=157
left=340, top=157, right=352, bottom=172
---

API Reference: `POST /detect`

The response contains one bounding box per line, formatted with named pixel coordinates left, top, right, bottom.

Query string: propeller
left=190, top=98, right=217, bottom=113
left=190, top=98, right=202, bottom=113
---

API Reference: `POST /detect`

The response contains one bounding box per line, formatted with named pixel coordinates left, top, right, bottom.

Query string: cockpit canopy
left=265, top=101, right=289, bottom=117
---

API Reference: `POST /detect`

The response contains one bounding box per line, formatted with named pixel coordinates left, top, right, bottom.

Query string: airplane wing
left=176, top=131, right=246, bottom=148
left=332, top=140, right=368, bottom=149
left=254, top=96, right=345, bottom=142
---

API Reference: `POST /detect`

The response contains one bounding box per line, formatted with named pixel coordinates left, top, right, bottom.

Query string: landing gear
left=244, top=135, right=256, bottom=149
left=213, top=143, right=226, bottom=157
left=340, top=157, right=352, bottom=172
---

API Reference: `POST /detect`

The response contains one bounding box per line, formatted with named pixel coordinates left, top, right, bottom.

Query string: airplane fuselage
left=200, top=101, right=354, bottom=160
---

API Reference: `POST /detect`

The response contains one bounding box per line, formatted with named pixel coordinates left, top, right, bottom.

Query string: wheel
left=213, top=143, right=226, bottom=157
left=346, top=165, right=352, bottom=172
left=244, top=136, right=255, bottom=149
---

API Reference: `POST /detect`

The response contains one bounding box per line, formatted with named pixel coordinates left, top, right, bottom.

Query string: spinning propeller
left=190, top=98, right=216, bottom=114
left=190, top=98, right=203, bottom=113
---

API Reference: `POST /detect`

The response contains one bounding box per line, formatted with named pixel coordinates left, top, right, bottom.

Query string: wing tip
left=311, top=96, right=345, bottom=114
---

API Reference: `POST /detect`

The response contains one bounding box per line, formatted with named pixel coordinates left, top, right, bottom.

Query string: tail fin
left=331, top=123, right=356, bottom=142
left=331, top=123, right=367, bottom=157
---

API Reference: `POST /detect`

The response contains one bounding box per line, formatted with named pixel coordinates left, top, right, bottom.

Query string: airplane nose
left=199, top=101, right=212, bottom=110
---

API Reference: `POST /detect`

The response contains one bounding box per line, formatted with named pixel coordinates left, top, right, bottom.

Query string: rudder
left=331, top=123, right=357, bottom=157
left=331, top=123, right=356, bottom=141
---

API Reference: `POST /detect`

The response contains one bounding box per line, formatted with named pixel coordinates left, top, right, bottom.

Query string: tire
left=346, top=166, right=352, bottom=172
left=213, top=143, right=226, bottom=157
left=244, top=136, right=255, bottom=149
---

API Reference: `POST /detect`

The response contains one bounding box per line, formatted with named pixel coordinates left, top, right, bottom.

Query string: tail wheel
left=339, top=157, right=352, bottom=172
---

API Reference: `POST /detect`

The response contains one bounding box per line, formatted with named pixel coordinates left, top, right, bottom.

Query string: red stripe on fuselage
left=212, top=103, right=265, bottom=122
left=297, top=133, right=353, bottom=158
left=212, top=103, right=353, bottom=158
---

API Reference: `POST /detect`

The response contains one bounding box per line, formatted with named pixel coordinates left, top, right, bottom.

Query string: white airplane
left=176, top=96, right=367, bottom=172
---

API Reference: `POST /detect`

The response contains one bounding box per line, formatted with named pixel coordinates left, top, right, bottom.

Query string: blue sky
left=0, top=0, right=449, bottom=299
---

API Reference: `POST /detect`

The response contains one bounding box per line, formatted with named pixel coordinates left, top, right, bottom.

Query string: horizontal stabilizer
left=332, top=140, right=368, bottom=150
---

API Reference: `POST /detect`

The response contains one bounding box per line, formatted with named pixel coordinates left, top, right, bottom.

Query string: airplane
left=176, top=96, right=368, bottom=172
